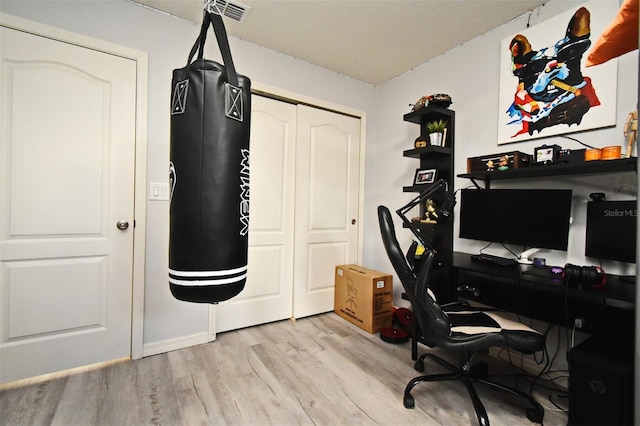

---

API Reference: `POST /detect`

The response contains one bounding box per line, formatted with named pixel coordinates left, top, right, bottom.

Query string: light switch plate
left=149, top=182, right=170, bottom=201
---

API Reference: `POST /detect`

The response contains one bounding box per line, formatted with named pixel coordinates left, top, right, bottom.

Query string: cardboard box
left=334, top=265, right=393, bottom=333
left=467, top=151, right=532, bottom=173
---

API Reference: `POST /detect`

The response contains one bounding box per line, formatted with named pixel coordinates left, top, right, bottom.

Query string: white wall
left=364, top=0, right=639, bottom=306
left=0, top=0, right=377, bottom=351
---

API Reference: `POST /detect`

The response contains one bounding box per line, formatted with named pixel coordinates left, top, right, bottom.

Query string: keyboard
left=470, top=253, right=519, bottom=267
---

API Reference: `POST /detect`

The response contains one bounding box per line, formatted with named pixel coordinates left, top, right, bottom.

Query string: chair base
left=404, top=353, right=544, bottom=426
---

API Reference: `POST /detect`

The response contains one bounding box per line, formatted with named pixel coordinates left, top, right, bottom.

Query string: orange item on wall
left=586, top=0, right=639, bottom=67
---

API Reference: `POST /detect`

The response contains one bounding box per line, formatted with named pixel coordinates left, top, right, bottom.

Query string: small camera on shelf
left=533, top=144, right=562, bottom=165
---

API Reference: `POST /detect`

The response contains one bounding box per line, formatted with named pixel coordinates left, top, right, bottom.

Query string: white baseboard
left=142, top=332, right=210, bottom=357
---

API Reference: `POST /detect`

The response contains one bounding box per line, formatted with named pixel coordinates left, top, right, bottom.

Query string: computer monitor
left=585, top=200, right=637, bottom=264
left=459, top=188, right=573, bottom=251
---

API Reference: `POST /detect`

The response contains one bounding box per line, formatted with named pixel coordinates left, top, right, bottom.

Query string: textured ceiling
left=131, top=0, right=550, bottom=85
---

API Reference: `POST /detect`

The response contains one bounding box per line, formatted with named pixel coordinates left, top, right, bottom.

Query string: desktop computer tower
left=568, top=337, right=634, bottom=425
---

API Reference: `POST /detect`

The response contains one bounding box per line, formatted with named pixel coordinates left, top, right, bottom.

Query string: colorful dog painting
left=497, top=1, right=618, bottom=145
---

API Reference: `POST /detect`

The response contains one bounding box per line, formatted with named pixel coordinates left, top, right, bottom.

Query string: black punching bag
left=169, top=10, right=251, bottom=303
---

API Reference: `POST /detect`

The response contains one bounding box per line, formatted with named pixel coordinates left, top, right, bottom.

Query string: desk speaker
left=568, top=337, right=633, bottom=425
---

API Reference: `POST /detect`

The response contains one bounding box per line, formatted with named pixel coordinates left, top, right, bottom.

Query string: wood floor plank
left=251, top=341, right=359, bottom=425
left=98, top=358, right=150, bottom=426
left=190, top=344, right=245, bottom=425
left=283, top=346, right=380, bottom=424
left=214, top=325, right=262, bottom=349
left=0, top=378, right=66, bottom=425
left=173, top=371, right=226, bottom=425
left=131, top=353, right=182, bottom=425
left=308, top=310, right=364, bottom=337
left=167, top=343, right=207, bottom=381
left=49, top=368, right=105, bottom=425
left=212, top=344, right=285, bottom=425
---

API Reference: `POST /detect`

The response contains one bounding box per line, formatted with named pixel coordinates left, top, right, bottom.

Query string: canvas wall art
left=497, top=0, right=619, bottom=145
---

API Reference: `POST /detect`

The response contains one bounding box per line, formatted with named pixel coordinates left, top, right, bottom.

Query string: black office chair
left=377, top=205, right=545, bottom=426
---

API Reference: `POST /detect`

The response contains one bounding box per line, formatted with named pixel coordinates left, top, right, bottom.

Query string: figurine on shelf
left=410, top=93, right=453, bottom=112
left=498, top=155, right=510, bottom=171
left=414, top=135, right=428, bottom=148
left=624, top=110, right=637, bottom=158
left=420, top=199, right=439, bottom=224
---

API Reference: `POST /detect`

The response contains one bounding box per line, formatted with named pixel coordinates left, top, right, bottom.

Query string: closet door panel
left=215, top=95, right=296, bottom=333
left=293, top=105, right=360, bottom=318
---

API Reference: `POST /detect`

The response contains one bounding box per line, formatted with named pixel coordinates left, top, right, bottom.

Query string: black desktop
left=568, top=337, right=634, bottom=425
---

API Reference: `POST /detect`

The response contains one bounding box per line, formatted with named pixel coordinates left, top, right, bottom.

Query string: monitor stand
left=518, top=248, right=540, bottom=265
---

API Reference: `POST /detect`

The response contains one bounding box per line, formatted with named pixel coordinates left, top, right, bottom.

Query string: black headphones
left=562, top=263, right=607, bottom=289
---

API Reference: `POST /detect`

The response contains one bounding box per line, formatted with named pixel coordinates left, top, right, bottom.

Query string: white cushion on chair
left=450, top=310, right=537, bottom=335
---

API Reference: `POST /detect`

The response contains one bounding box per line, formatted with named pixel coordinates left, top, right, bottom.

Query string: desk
left=407, top=252, right=635, bottom=360
left=451, top=252, right=635, bottom=338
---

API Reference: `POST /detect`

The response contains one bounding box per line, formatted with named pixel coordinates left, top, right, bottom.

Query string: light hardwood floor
left=0, top=313, right=568, bottom=425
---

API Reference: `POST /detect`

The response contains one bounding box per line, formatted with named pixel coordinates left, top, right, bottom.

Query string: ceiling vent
left=205, top=0, right=251, bottom=23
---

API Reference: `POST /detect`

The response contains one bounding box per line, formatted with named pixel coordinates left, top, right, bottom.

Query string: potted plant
left=426, top=119, right=447, bottom=146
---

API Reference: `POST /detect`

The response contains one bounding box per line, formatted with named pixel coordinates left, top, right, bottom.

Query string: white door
left=215, top=98, right=361, bottom=331
left=0, top=26, right=137, bottom=383
left=216, top=96, right=296, bottom=332
left=293, top=105, right=361, bottom=318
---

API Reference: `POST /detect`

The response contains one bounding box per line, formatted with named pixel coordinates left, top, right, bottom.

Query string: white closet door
left=215, top=96, right=296, bottom=332
left=0, top=26, right=137, bottom=383
left=215, top=98, right=361, bottom=332
left=293, top=105, right=361, bottom=318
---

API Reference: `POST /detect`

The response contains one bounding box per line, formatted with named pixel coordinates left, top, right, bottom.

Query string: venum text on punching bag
left=239, top=148, right=250, bottom=236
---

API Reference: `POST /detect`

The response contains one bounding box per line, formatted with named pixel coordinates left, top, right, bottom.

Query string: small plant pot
left=429, top=132, right=443, bottom=146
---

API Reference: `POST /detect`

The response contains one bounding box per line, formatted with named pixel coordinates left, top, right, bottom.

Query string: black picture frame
left=414, top=168, right=436, bottom=185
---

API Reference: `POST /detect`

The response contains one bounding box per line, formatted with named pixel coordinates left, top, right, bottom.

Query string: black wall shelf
left=401, top=106, right=456, bottom=302
left=403, top=105, right=452, bottom=125
left=458, top=157, right=637, bottom=188
left=403, top=146, right=452, bottom=159
left=403, top=185, right=434, bottom=192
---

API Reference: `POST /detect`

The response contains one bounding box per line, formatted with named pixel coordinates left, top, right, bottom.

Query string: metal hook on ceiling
left=204, top=0, right=223, bottom=15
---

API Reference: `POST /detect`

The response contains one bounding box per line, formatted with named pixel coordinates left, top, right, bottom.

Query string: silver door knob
left=116, top=220, right=129, bottom=230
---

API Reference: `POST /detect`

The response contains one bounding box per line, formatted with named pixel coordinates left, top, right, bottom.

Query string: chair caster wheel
left=403, top=394, right=415, bottom=409
left=526, top=407, right=544, bottom=423
left=414, top=360, right=424, bottom=372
